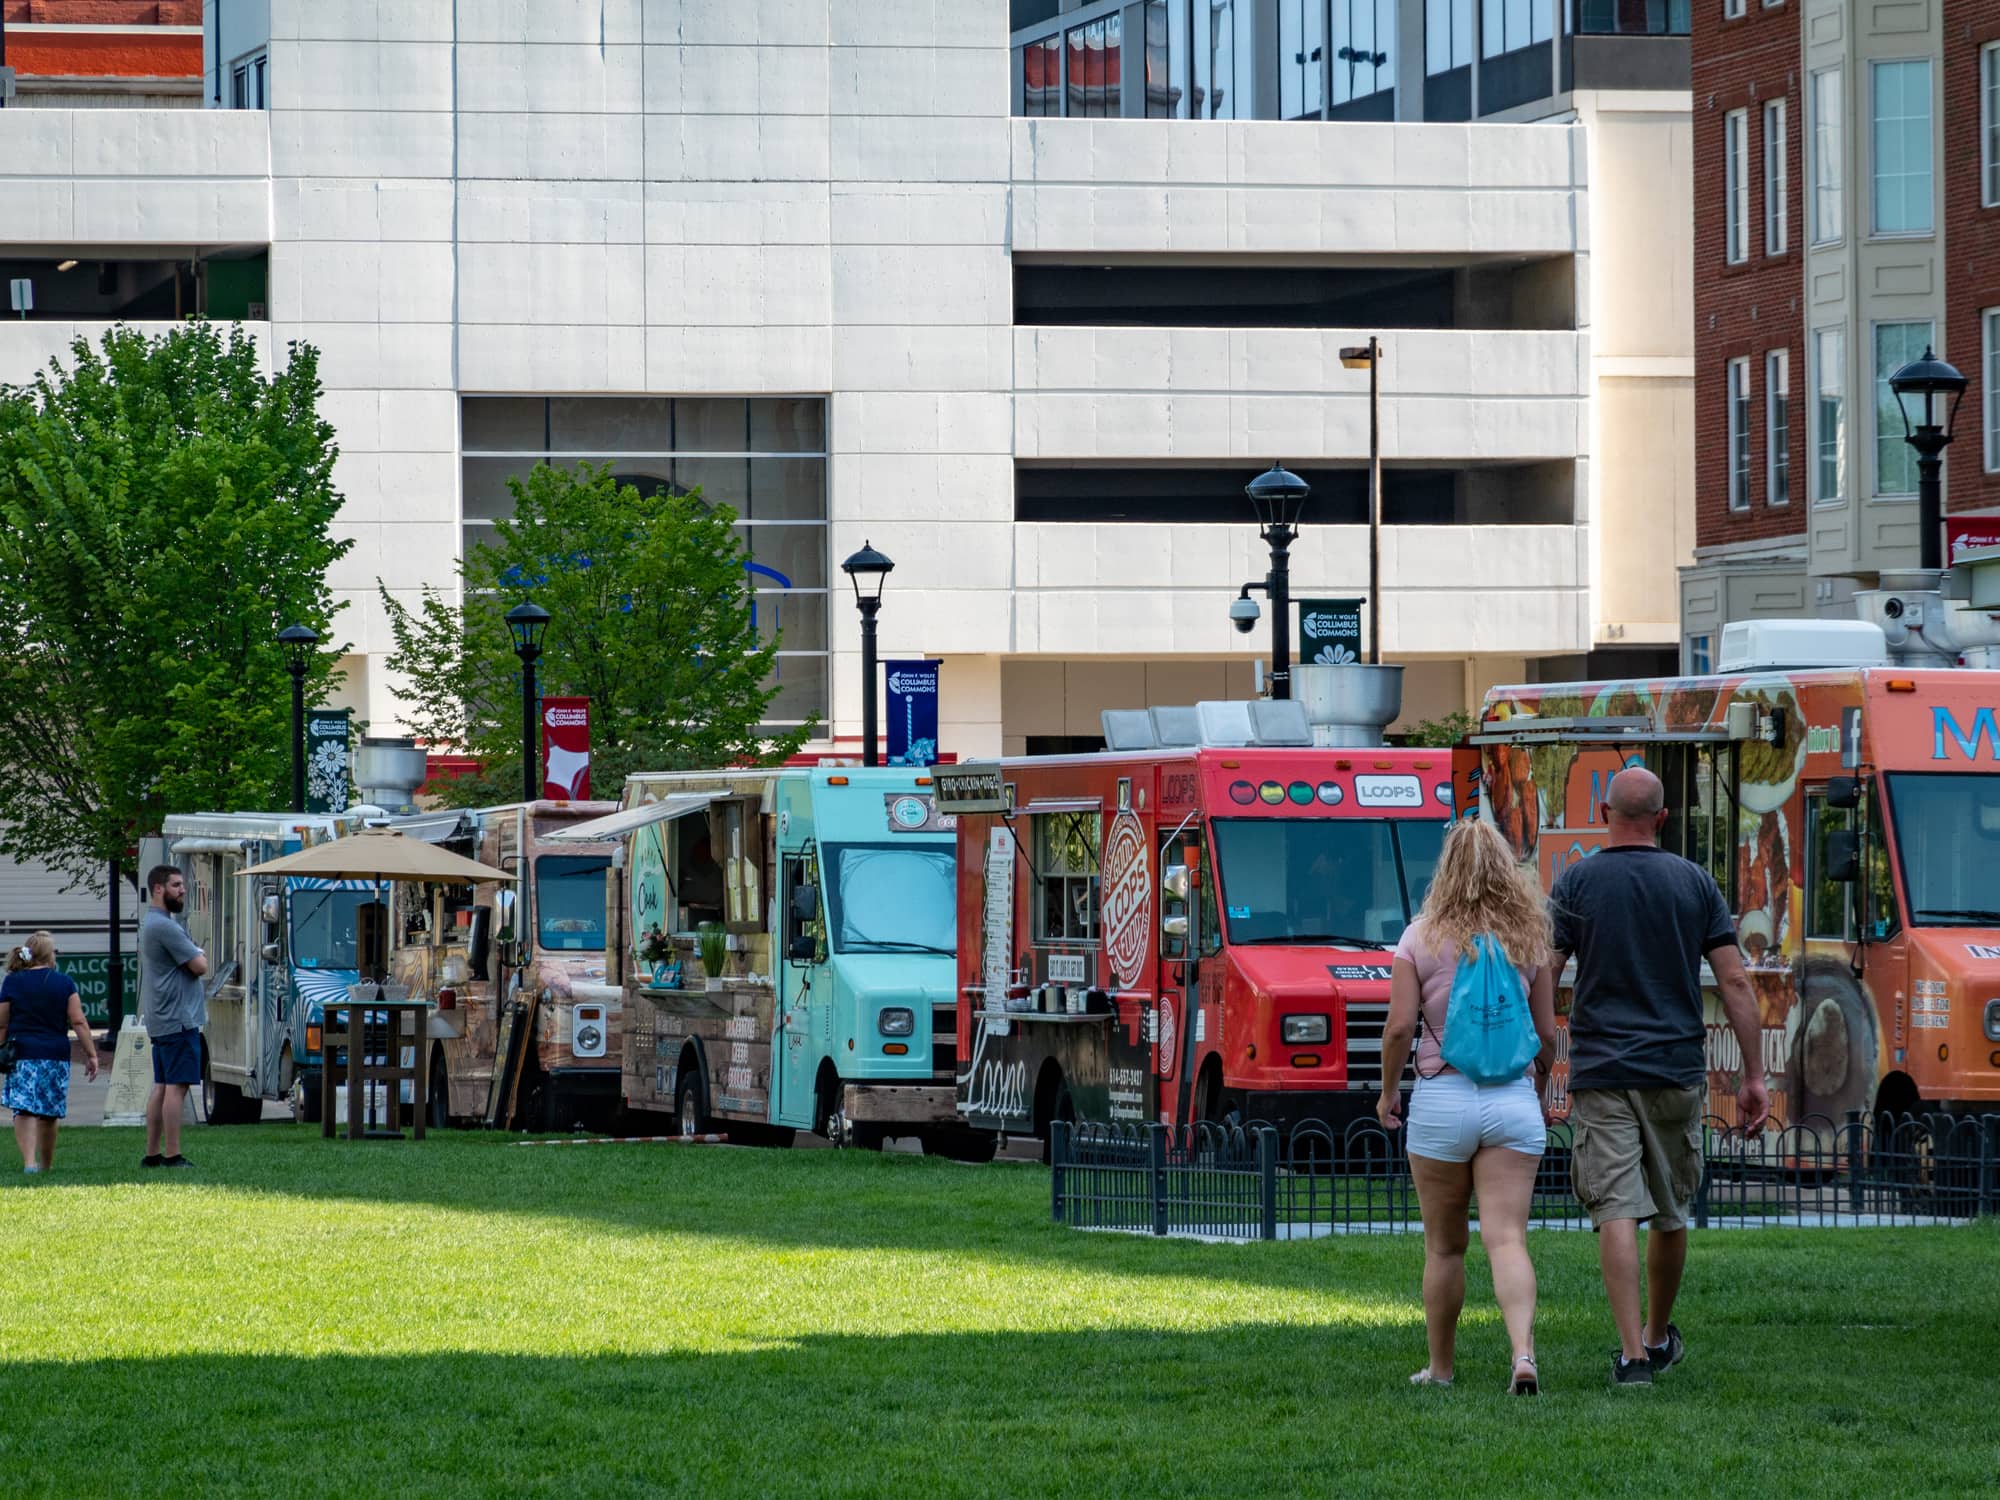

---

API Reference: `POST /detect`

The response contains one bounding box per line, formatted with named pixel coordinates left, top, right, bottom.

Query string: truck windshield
left=1886, top=773, right=2000, bottom=926
left=536, top=855, right=609, bottom=951
left=288, top=884, right=376, bottom=969
left=823, top=843, right=956, bottom=956
left=1212, top=818, right=1444, bottom=946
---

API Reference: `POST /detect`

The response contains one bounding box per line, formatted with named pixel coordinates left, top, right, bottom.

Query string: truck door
left=773, top=845, right=823, bottom=1128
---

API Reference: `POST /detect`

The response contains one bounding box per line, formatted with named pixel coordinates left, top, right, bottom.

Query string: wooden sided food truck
left=588, top=766, right=988, bottom=1156
left=940, top=702, right=1453, bottom=1144
left=383, top=800, right=622, bottom=1131
left=1472, top=618, right=2000, bottom=1129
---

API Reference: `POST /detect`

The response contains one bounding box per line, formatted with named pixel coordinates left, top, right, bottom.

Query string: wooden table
left=320, top=994, right=431, bottom=1141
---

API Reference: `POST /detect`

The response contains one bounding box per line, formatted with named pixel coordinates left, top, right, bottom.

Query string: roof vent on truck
left=1715, top=619, right=1890, bottom=674
left=1097, top=700, right=1313, bottom=750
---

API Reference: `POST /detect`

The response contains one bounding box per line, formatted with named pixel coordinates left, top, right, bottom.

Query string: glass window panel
left=1812, top=68, right=1843, bottom=243
left=1532, top=0, right=1552, bottom=44
left=1482, top=0, right=1503, bottom=57
left=746, top=397, right=825, bottom=453
left=1813, top=326, right=1844, bottom=503
left=1986, top=45, right=2000, bottom=207
left=1427, top=0, right=1451, bottom=72
left=1766, top=349, right=1789, bottom=507
left=1452, top=0, right=1472, bottom=63
left=1871, top=60, right=1932, bottom=235
left=1200, top=0, right=1236, bottom=118
left=1103, top=11, right=1122, bottom=118
left=749, top=587, right=829, bottom=653
left=746, top=457, right=826, bottom=522
left=462, top=457, right=531, bottom=521
left=1067, top=26, right=1087, bottom=115
left=1144, top=1, right=1172, bottom=118
left=1873, top=320, right=1933, bottom=496
left=674, top=455, right=751, bottom=514
left=1986, top=309, right=2000, bottom=472
left=547, top=396, right=672, bottom=453
left=760, top=655, right=828, bottom=728
left=1764, top=98, right=1786, bottom=255
left=736, top=522, right=828, bottom=591
left=1727, top=357, right=1751, bottom=510
left=461, top=397, right=547, bottom=452
left=1280, top=0, right=1306, bottom=118
left=599, top=459, right=676, bottom=500
left=672, top=398, right=748, bottom=453
left=1725, top=109, right=1748, bottom=264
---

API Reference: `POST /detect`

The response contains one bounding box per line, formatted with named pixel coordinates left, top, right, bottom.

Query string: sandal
left=1509, top=1355, right=1539, bottom=1396
left=1409, top=1368, right=1453, bottom=1388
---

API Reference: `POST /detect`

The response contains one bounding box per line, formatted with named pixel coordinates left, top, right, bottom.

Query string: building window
left=1985, top=309, right=2000, bottom=473
left=1873, top=321, right=1934, bottom=497
left=254, top=55, right=267, bottom=109
left=1763, top=98, right=1787, bottom=255
left=1023, top=33, right=1061, bottom=117
left=1065, top=15, right=1122, bottom=119
left=1813, top=326, right=1844, bottom=503
left=1870, top=60, right=1932, bottom=236
left=1332, top=0, right=1394, bottom=109
left=1568, top=0, right=1691, bottom=31
left=1766, top=349, right=1790, bottom=506
left=1033, top=813, right=1100, bottom=944
left=1687, top=634, right=1713, bottom=675
left=1279, top=0, right=1326, bottom=119
left=1724, top=109, right=1749, bottom=265
left=1723, top=0, right=1745, bottom=18
left=459, top=397, right=830, bottom=731
left=1426, top=0, right=1473, bottom=73
left=1481, top=0, right=1552, bottom=59
left=229, top=51, right=267, bottom=111
left=1142, top=1, right=1187, bottom=118
left=1811, top=68, right=1843, bottom=244
left=230, top=65, right=247, bottom=109
left=1727, top=356, right=1752, bottom=511
left=1984, top=44, right=2000, bottom=207
left=1193, top=0, right=1238, bottom=119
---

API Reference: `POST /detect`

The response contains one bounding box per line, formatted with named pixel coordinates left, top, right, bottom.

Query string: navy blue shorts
left=151, top=1029, right=202, bottom=1086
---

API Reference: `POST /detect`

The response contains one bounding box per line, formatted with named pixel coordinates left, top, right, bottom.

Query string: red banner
left=1947, top=515, right=2000, bottom=564
left=541, top=697, right=591, bottom=801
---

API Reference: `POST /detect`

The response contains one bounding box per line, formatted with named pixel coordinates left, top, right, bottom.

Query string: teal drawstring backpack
left=1440, top=934, right=1539, bottom=1085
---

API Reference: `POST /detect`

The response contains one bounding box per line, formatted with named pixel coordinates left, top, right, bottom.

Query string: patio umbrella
left=237, top=826, right=514, bottom=884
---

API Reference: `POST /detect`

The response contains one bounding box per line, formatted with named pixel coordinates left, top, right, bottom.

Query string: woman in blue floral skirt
left=1, top=931, right=101, bottom=1174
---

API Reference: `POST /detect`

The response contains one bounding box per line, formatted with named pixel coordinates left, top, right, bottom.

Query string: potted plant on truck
left=697, top=922, right=728, bottom=991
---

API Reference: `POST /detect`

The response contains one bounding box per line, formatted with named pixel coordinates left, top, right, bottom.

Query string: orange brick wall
left=2, top=0, right=202, bottom=79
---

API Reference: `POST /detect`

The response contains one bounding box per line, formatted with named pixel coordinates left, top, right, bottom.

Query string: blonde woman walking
left=0, top=931, right=100, bottom=1174
left=1377, top=818, right=1557, bottom=1393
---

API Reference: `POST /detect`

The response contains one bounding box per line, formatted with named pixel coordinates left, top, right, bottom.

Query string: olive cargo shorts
left=1570, top=1085, right=1705, bottom=1232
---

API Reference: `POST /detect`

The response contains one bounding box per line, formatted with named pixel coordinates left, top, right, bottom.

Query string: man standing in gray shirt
left=139, top=865, right=208, bottom=1170
left=1550, top=767, right=1768, bottom=1387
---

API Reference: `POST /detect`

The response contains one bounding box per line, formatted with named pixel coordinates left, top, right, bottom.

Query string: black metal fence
left=1049, top=1113, right=2000, bottom=1241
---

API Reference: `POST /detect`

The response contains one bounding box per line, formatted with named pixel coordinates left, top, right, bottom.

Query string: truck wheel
left=675, top=1066, right=708, bottom=1137
left=201, top=1051, right=254, bottom=1125
left=292, top=1073, right=323, bottom=1125
left=427, top=1052, right=451, bottom=1130
left=1037, top=1077, right=1076, bottom=1166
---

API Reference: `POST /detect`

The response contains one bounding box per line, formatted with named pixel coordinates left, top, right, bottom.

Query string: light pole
left=505, top=601, right=551, bottom=804
left=1339, top=337, right=1383, bottom=664
left=1888, top=347, right=1968, bottom=572
left=841, top=541, right=895, bottom=767
left=278, top=623, right=319, bottom=813
left=1242, top=463, right=1311, bottom=700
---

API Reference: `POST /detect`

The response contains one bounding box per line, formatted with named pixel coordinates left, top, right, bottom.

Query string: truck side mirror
left=1826, top=776, right=1860, bottom=810
left=1162, top=914, right=1189, bottom=939
left=467, top=906, right=492, bottom=981
left=260, top=887, right=282, bottom=929
left=260, top=941, right=282, bottom=964
left=791, top=884, right=818, bottom=923
left=787, top=933, right=818, bottom=963
left=1825, top=830, right=1859, bottom=883
left=1161, top=865, right=1190, bottom=901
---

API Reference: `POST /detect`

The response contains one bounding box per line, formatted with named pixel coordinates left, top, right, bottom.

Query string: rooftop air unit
left=1715, top=619, right=1891, bottom=674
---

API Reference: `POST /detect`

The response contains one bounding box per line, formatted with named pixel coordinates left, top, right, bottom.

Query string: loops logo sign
left=1100, top=809, right=1151, bottom=989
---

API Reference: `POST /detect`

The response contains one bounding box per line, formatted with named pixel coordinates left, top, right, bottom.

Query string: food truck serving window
left=290, top=881, right=378, bottom=969
left=823, top=844, right=955, bottom=956
left=1034, top=812, right=1100, bottom=943
left=1211, top=819, right=1438, bottom=946
left=536, top=856, right=608, bottom=951
left=1886, top=773, right=2000, bottom=927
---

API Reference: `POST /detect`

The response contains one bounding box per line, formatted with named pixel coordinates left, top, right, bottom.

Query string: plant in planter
left=637, top=926, right=680, bottom=989
left=697, top=922, right=728, bottom=989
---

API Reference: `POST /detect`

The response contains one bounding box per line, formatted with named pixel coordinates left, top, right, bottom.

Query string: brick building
left=0, top=0, right=202, bottom=109
left=1681, top=0, right=2000, bottom=668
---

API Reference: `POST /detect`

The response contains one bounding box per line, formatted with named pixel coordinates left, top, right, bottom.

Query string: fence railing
left=1049, top=1112, right=2000, bottom=1241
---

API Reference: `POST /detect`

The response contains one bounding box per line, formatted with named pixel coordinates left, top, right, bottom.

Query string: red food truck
left=937, top=735, right=1453, bottom=1142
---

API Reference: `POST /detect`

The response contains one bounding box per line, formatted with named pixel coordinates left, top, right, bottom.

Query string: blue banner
left=885, top=659, right=941, bottom=767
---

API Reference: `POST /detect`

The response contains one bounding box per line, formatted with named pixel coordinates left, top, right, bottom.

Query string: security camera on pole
left=1234, top=462, right=1310, bottom=700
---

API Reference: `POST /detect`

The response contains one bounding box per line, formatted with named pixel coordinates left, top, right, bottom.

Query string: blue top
left=2, top=967, right=79, bottom=1062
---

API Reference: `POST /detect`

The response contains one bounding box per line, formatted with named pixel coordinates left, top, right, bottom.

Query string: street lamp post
left=505, top=601, right=551, bottom=804
left=277, top=624, right=319, bottom=813
left=1339, top=337, right=1383, bottom=664
left=1888, top=346, right=1968, bottom=571
left=1243, top=463, right=1311, bottom=700
left=841, top=541, right=895, bottom=767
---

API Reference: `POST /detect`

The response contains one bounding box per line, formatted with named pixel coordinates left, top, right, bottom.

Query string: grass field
left=2, top=1127, right=1996, bottom=1499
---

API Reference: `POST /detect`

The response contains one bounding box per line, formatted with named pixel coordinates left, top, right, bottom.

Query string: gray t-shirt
left=139, top=907, right=206, bottom=1038
left=1549, top=845, right=1737, bottom=1091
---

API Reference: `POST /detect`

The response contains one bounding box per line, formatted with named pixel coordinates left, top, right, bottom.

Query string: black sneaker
left=1612, top=1353, right=1655, bottom=1386
left=1647, top=1323, right=1685, bottom=1374
left=160, top=1155, right=194, bottom=1169
left=140, top=1154, right=165, bottom=1168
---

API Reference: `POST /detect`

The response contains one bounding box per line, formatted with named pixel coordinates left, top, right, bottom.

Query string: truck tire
left=292, top=1073, right=323, bottom=1125
left=427, top=1052, right=451, bottom=1130
left=675, top=1066, right=708, bottom=1137
left=201, top=1049, right=257, bottom=1125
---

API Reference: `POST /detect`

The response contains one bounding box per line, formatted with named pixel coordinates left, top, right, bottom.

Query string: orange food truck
left=939, top=702, right=1453, bottom=1142
left=1470, top=617, right=2000, bottom=1130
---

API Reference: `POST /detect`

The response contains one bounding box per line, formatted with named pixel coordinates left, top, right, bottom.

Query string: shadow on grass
left=6, top=1320, right=1995, bottom=1500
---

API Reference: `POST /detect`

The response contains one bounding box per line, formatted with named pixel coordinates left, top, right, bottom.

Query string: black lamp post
left=505, top=600, right=551, bottom=803
left=1339, top=337, right=1384, bottom=664
left=1243, top=463, right=1311, bottom=700
left=277, top=624, right=319, bottom=813
left=841, top=541, right=895, bottom=766
left=1888, top=346, right=1968, bottom=572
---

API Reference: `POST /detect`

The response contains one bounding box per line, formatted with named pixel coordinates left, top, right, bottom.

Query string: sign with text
left=306, top=709, right=352, bottom=814
left=1947, top=516, right=2000, bottom=564
left=64, top=952, right=137, bottom=1027
left=542, top=697, right=591, bottom=800
left=1299, top=598, right=1364, bottom=664
left=934, top=763, right=1010, bottom=815
left=885, top=659, right=940, bottom=767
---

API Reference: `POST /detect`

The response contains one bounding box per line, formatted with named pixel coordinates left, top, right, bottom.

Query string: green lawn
left=3, top=1128, right=1996, bottom=1499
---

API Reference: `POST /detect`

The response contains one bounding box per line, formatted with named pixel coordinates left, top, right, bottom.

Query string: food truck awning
left=1018, top=797, right=1103, bottom=815
left=1470, top=715, right=1733, bottom=746
left=541, top=793, right=718, bottom=843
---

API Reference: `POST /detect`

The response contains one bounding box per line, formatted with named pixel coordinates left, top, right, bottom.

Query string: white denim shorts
left=1405, top=1070, right=1546, bottom=1163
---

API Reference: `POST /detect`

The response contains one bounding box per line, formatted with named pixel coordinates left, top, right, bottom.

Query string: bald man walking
left=1550, top=767, right=1768, bottom=1387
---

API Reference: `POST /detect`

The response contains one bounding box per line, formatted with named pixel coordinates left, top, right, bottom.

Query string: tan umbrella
left=237, top=826, right=515, bottom=884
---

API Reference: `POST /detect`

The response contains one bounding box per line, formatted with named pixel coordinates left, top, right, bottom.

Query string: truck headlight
left=879, top=1008, right=915, bottom=1037
left=1985, top=998, right=2000, bottom=1043
left=1282, top=1014, right=1330, bottom=1045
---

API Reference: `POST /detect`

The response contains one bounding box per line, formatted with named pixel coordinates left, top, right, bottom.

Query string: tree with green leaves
left=382, top=461, right=806, bottom=807
left=0, top=322, right=349, bottom=890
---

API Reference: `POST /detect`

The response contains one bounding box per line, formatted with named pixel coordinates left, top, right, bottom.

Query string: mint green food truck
left=565, top=765, right=989, bottom=1158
